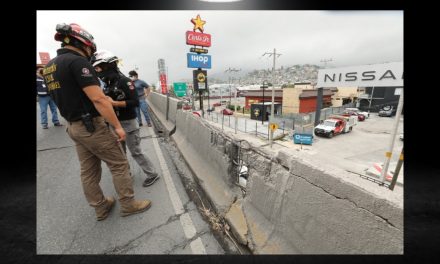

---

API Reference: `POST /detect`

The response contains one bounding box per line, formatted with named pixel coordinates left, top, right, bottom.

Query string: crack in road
left=164, top=230, right=210, bottom=254
left=62, top=221, right=99, bottom=254
left=102, top=210, right=192, bottom=254
left=61, top=222, right=98, bottom=254
left=37, top=145, right=74, bottom=152
left=291, top=172, right=398, bottom=229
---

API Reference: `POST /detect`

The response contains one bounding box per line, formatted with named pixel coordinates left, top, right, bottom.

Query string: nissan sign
left=317, top=62, right=403, bottom=87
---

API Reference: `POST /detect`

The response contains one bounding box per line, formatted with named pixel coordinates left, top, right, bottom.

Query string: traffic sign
left=187, top=53, right=211, bottom=69
left=269, top=123, right=279, bottom=131
left=293, top=133, right=313, bottom=145
left=173, top=82, right=187, bottom=97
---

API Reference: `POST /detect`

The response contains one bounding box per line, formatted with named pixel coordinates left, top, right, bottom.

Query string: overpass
left=147, top=92, right=403, bottom=254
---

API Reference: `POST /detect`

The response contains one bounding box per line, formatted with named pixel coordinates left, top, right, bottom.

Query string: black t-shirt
left=42, top=49, right=100, bottom=122
left=104, top=74, right=139, bottom=121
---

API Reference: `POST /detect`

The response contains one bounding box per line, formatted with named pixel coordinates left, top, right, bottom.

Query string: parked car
left=213, top=102, right=221, bottom=107
left=207, top=106, right=215, bottom=112
left=378, top=106, right=396, bottom=117
left=342, top=110, right=365, bottom=121
left=182, top=104, right=192, bottom=110
left=222, top=108, right=233, bottom=115
left=399, top=133, right=403, bottom=141
left=345, top=107, right=369, bottom=118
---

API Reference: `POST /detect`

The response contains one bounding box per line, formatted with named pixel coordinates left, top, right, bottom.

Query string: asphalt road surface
left=36, top=103, right=225, bottom=254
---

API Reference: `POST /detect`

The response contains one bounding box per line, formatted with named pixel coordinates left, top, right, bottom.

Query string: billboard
left=186, top=31, right=211, bottom=47
left=193, top=70, right=207, bottom=91
left=317, top=62, right=403, bottom=87
left=187, top=53, right=211, bottom=69
left=159, top=73, right=168, bottom=94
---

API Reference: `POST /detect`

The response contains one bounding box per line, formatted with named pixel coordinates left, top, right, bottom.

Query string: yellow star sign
left=191, top=14, right=206, bottom=33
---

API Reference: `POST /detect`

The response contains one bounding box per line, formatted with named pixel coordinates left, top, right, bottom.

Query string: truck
left=314, top=115, right=357, bottom=138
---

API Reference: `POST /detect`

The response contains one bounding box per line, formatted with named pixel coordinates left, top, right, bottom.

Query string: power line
left=320, top=58, right=333, bottom=68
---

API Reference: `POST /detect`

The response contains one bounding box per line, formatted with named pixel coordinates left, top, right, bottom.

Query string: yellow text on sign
left=269, top=123, right=278, bottom=131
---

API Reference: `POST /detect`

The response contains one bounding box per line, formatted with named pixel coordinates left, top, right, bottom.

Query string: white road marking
left=190, top=237, right=207, bottom=254
left=150, top=130, right=207, bottom=254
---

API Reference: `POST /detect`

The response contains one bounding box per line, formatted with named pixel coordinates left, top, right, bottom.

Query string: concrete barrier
left=146, top=92, right=403, bottom=254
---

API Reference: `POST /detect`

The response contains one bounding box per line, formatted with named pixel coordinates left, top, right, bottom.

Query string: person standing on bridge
left=42, top=23, right=152, bottom=221
left=37, top=65, right=63, bottom=129
left=128, top=70, right=152, bottom=127
left=91, top=50, right=160, bottom=187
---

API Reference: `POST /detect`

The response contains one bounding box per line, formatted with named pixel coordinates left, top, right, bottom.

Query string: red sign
left=186, top=31, right=211, bottom=47
left=159, top=73, right=168, bottom=94
left=39, top=52, right=51, bottom=65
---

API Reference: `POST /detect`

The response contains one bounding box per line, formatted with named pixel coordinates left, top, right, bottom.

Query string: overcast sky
left=37, top=10, right=403, bottom=85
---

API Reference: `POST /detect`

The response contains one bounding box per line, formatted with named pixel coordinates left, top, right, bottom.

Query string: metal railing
left=192, top=102, right=356, bottom=140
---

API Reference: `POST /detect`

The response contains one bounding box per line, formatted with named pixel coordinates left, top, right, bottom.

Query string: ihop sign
left=187, top=53, right=211, bottom=69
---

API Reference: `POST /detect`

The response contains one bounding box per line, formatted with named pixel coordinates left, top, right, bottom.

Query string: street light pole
left=229, top=76, right=237, bottom=107
left=261, top=80, right=268, bottom=125
left=225, top=67, right=241, bottom=117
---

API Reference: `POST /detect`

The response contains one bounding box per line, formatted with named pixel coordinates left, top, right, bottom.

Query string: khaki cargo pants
left=66, top=116, right=134, bottom=208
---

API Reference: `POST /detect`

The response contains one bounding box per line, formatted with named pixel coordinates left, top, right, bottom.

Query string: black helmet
left=128, top=70, right=138, bottom=77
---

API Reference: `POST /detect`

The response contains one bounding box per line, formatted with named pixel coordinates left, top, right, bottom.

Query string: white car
left=345, top=108, right=369, bottom=118
left=399, top=133, right=403, bottom=141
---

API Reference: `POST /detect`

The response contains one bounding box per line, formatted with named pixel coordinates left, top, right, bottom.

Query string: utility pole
left=225, top=67, right=241, bottom=106
left=262, top=49, right=282, bottom=148
left=380, top=88, right=404, bottom=184
left=315, top=58, right=333, bottom=126
left=261, top=80, right=268, bottom=125
left=225, top=67, right=241, bottom=134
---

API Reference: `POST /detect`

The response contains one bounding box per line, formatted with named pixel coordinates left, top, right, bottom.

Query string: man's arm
left=109, top=81, right=139, bottom=108
left=82, top=85, right=125, bottom=141
left=144, top=86, right=151, bottom=97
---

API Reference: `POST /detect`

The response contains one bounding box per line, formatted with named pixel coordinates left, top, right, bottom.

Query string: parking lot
left=279, top=112, right=404, bottom=185
left=185, top=96, right=404, bottom=188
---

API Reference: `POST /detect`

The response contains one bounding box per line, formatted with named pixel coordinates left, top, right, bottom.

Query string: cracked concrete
left=164, top=230, right=210, bottom=254
left=225, top=199, right=248, bottom=246
left=292, top=171, right=397, bottom=229
left=146, top=92, right=403, bottom=254
left=37, top=101, right=225, bottom=254
left=104, top=212, right=184, bottom=254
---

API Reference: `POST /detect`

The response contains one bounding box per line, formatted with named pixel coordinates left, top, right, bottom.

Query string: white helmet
left=91, top=49, right=119, bottom=67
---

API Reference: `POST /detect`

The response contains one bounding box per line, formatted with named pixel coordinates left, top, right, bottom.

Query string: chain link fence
left=197, top=102, right=356, bottom=140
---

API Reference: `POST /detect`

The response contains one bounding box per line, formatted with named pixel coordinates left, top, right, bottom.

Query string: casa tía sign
left=317, top=62, right=403, bottom=87
left=186, top=31, right=211, bottom=47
